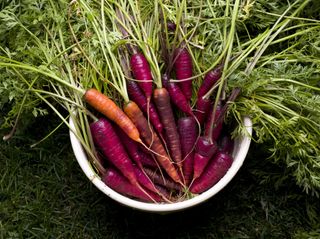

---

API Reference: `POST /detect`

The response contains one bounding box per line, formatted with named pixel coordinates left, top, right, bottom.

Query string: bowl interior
left=69, top=117, right=252, bottom=213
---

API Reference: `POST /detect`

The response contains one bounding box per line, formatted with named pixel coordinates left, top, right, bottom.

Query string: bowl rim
left=69, top=116, right=252, bottom=213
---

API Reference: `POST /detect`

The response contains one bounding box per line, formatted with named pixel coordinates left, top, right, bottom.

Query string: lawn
left=1, top=116, right=319, bottom=238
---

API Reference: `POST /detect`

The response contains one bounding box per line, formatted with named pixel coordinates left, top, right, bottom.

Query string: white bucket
left=69, top=117, right=252, bottom=213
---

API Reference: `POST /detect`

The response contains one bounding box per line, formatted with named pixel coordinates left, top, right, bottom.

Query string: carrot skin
left=140, top=151, right=158, bottom=169
left=114, top=126, right=144, bottom=169
left=144, top=168, right=182, bottom=191
left=193, top=136, right=218, bottom=179
left=174, top=48, right=193, bottom=100
left=123, top=101, right=181, bottom=183
left=194, top=97, right=211, bottom=125
left=126, top=80, right=163, bottom=133
left=197, top=67, right=222, bottom=98
left=153, top=88, right=182, bottom=169
left=130, top=52, right=153, bottom=99
left=218, top=134, right=234, bottom=155
left=195, top=136, right=218, bottom=158
left=84, top=88, right=140, bottom=142
left=90, top=118, right=138, bottom=186
left=102, top=167, right=162, bottom=202
left=204, top=103, right=223, bottom=141
left=178, top=117, right=197, bottom=185
left=133, top=165, right=159, bottom=194
left=167, top=21, right=176, bottom=31
left=162, top=74, right=192, bottom=115
left=190, top=152, right=233, bottom=194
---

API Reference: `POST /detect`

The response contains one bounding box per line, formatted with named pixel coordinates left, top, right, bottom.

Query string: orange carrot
left=84, top=88, right=140, bottom=142
left=123, top=101, right=182, bottom=184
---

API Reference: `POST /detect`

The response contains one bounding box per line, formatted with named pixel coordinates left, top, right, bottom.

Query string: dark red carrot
left=153, top=88, right=182, bottom=170
left=162, top=74, right=192, bottom=115
left=195, top=136, right=218, bottom=157
left=133, top=165, right=159, bottom=194
left=193, top=136, right=218, bottom=180
left=140, top=151, right=158, bottom=169
left=190, top=152, right=233, bottom=194
left=123, top=101, right=181, bottom=184
left=126, top=80, right=163, bottom=133
left=115, top=126, right=144, bottom=169
left=130, top=52, right=153, bottom=100
left=167, top=21, right=176, bottom=31
left=144, top=168, right=182, bottom=191
left=84, top=88, right=140, bottom=142
left=90, top=118, right=138, bottom=186
left=204, top=101, right=223, bottom=141
left=197, top=66, right=222, bottom=98
left=173, top=47, right=193, bottom=100
left=102, top=167, right=162, bottom=202
left=219, top=134, right=234, bottom=155
left=194, top=96, right=212, bottom=125
left=178, top=117, right=198, bottom=185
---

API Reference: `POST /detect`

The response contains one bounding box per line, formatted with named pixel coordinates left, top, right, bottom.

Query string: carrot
left=190, top=152, right=233, bottom=194
left=90, top=118, right=138, bottom=186
left=218, top=134, right=234, bottom=155
left=102, top=167, right=162, bottom=202
left=115, top=125, right=144, bottom=169
left=173, top=47, right=193, bottom=100
left=130, top=52, right=153, bottom=100
left=133, top=164, right=159, bottom=194
left=194, top=96, right=212, bottom=125
left=126, top=80, right=163, bottom=133
left=193, top=136, right=218, bottom=180
left=144, top=168, right=182, bottom=191
left=204, top=101, right=223, bottom=141
left=162, top=74, right=192, bottom=115
left=84, top=88, right=140, bottom=142
left=178, top=117, right=197, bottom=185
left=123, top=101, right=182, bottom=184
left=140, top=151, right=158, bottom=169
left=197, top=66, right=222, bottom=98
left=153, top=88, right=182, bottom=170
left=167, top=21, right=176, bottom=32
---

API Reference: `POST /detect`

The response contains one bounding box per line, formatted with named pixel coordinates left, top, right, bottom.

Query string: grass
left=1, top=115, right=320, bottom=239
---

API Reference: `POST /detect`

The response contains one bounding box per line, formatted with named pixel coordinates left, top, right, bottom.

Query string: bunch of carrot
left=83, top=44, right=237, bottom=203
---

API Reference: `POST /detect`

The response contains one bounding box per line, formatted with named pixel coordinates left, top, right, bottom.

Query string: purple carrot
left=102, top=167, right=162, bottom=202
left=167, top=21, right=176, bottom=31
left=162, top=74, right=192, bottom=115
left=126, top=80, right=163, bottom=133
left=194, top=96, right=211, bottom=124
left=190, top=152, right=233, bottom=194
left=197, top=66, right=222, bottom=98
left=140, top=151, right=158, bottom=169
left=90, top=118, right=138, bottom=186
left=133, top=165, right=159, bottom=194
left=204, top=102, right=223, bottom=141
left=193, top=136, right=218, bottom=180
left=219, top=134, right=234, bottom=155
left=130, top=52, right=153, bottom=100
left=178, top=117, right=198, bottom=185
left=144, top=168, right=182, bottom=191
left=173, top=47, right=193, bottom=100
left=114, top=126, right=144, bottom=169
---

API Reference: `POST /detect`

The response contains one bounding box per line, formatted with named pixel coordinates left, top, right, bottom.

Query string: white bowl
left=69, top=117, right=252, bottom=213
